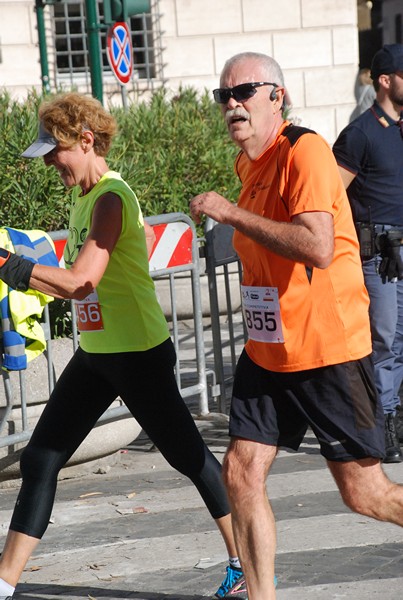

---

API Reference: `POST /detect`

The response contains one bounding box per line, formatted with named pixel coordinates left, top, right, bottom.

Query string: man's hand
left=377, top=229, right=403, bottom=282
left=0, top=248, right=34, bottom=291
left=189, top=192, right=234, bottom=225
left=144, top=222, right=156, bottom=258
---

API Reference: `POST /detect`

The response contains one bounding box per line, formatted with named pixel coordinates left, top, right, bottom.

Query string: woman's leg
left=0, top=349, right=117, bottom=586
left=91, top=340, right=236, bottom=555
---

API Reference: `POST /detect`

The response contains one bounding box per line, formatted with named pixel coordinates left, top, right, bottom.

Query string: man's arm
left=189, top=191, right=334, bottom=269
left=144, top=221, right=156, bottom=258
left=337, top=165, right=356, bottom=189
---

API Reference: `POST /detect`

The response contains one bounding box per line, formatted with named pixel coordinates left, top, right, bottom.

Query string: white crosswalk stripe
left=1, top=422, right=402, bottom=599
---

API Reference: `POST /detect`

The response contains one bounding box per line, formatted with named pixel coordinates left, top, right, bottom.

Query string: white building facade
left=0, top=0, right=397, bottom=143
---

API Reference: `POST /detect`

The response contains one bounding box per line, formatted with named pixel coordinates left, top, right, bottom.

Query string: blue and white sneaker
left=222, top=573, right=278, bottom=598
left=214, top=564, right=244, bottom=598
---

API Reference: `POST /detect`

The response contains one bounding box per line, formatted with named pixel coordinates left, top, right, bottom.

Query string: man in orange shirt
left=190, top=52, right=403, bottom=600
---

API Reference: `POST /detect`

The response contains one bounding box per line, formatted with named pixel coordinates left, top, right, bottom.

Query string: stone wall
left=0, top=0, right=42, bottom=96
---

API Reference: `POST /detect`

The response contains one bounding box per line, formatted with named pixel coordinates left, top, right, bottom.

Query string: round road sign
left=107, top=22, right=133, bottom=85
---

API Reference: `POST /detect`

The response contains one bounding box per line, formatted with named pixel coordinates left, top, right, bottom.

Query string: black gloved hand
left=377, top=229, right=403, bottom=282
left=0, top=248, right=35, bottom=291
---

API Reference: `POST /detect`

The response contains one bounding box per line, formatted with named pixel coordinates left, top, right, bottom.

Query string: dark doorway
left=358, top=0, right=383, bottom=68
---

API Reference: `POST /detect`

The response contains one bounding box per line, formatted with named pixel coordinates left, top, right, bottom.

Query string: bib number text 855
left=244, top=309, right=277, bottom=332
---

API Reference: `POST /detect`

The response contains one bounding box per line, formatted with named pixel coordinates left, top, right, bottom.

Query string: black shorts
left=229, top=350, right=385, bottom=461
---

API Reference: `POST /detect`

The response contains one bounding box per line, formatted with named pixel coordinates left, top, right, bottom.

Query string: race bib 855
left=241, top=285, right=284, bottom=343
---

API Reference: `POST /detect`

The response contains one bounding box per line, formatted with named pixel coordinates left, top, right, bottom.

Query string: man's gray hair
left=220, top=52, right=285, bottom=87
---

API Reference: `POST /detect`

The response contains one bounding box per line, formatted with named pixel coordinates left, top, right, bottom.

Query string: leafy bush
left=0, top=87, right=240, bottom=230
left=0, top=86, right=241, bottom=337
left=0, top=90, right=69, bottom=231
left=108, top=87, right=241, bottom=216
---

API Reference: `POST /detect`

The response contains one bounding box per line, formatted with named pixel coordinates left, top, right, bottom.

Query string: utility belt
left=356, top=222, right=403, bottom=281
left=356, top=222, right=403, bottom=259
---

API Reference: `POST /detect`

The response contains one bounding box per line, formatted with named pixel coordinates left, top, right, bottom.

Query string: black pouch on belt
left=356, top=222, right=376, bottom=259
left=375, top=228, right=403, bottom=281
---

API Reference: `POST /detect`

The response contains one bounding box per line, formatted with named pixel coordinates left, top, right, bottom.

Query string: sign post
left=107, top=21, right=133, bottom=108
left=85, top=0, right=104, bottom=103
left=103, top=1, right=151, bottom=106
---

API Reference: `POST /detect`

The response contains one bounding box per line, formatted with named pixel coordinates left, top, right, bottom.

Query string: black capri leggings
left=10, top=338, right=229, bottom=538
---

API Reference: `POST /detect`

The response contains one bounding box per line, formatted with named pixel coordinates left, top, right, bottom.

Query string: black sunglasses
left=213, top=81, right=278, bottom=104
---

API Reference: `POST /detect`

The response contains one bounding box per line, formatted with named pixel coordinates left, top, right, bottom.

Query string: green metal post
left=35, top=0, right=51, bottom=94
left=85, top=0, right=103, bottom=103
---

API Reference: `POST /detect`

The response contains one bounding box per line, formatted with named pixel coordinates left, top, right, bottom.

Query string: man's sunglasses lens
left=213, top=89, right=228, bottom=103
left=233, top=84, right=256, bottom=101
left=213, top=84, right=255, bottom=104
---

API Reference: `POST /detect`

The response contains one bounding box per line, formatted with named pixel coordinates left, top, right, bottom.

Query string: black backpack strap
left=281, top=123, right=317, bottom=285
left=234, top=150, right=244, bottom=182
left=281, top=123, right=316, bottom=145
left=235, top=125, right=315, bottom=182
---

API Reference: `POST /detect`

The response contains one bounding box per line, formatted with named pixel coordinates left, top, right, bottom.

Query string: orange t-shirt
left=233, top=121, right=371, bottom=372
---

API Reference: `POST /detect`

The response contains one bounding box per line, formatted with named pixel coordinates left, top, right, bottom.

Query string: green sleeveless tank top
left=64, top=171, right=169, bottom=353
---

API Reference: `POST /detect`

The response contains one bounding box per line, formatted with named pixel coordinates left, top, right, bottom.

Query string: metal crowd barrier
left=0, top=213, right=216, bottom=453
left=203, top=217, right=246, bottom=414
left=146, top=212, right=215, bottom=415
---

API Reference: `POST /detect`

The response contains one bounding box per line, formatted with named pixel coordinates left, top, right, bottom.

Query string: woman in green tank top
left=0, top=92, right=241, bottom=600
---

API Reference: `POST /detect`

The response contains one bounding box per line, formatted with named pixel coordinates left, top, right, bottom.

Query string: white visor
left=21, top=122, right=57, bottom=158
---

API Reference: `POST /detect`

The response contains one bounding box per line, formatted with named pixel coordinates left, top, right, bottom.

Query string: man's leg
left=393, top=279, right=403, bottom=443
left=392, top=278, right=403, bottom=402
left=223, top=438, right=278, bottom=600
left=363, top=258, right=402, bottom=462
left=328, top=457, right=403, bottom=525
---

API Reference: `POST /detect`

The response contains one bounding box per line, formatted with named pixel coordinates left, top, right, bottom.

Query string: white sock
left=229, top=556, right=241, bottom=569
left=0, top=578, right=15, bottom=596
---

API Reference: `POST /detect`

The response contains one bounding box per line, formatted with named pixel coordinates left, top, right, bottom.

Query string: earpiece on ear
left=270, top=87, right=277, bottom=101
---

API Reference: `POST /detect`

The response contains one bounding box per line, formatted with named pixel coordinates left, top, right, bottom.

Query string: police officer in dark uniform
left=333, top=44, right=403, bottom=463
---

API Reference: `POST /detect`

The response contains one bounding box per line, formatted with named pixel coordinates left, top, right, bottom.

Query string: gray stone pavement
left=0, top=315, right=402, bottom=599
left=0, top=419, right=402, bottom=600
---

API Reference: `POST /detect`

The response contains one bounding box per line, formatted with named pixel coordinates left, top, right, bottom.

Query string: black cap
left=371, top=44, right=403, bottom=80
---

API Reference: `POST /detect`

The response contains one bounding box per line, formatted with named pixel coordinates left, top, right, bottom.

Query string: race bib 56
left=74, top=289, right=104, bottom=332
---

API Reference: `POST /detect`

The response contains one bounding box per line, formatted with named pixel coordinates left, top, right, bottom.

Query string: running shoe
left=223, top=574, right=278, bottom=598
left=223, top=575, right=247, bottom=598
left=0, top=596, right=13, bottom=599
left=214, top=564, right=243, bottom=598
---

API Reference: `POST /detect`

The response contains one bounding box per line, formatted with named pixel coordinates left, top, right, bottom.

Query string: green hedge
left=109, top=87, right=241, bottom=218
left=0, top=87, right=241, bottom=230
left=0, top=90, right=69, bottom=231
left=0, top=86, right=241, bottom=337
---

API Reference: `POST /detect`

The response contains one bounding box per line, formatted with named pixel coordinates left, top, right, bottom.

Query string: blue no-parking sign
left=106, top=22, right=133, bottom=85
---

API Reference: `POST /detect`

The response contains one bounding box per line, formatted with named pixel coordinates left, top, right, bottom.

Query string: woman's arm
left=28, top=192, right=122, bottom=299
